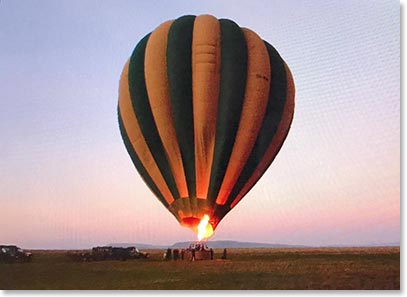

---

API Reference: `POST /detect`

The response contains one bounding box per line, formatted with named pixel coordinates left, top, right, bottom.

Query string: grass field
left=0, top=247, right=399, bottom=290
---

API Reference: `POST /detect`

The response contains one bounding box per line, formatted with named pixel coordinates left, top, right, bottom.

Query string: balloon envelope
left=118, top=14, right=295, bottom=234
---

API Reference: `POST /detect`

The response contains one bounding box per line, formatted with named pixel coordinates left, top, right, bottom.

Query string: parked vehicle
left=0, top=245, right=32, bottom=263
left=68, top=246, right=149, bottom=262
left=92, top=246, right=113, bottom=261
left=112, top=247, right=149, bottom=261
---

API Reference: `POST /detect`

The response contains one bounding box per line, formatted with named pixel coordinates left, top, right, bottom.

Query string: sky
left=0, top=0, right=400, bottom=249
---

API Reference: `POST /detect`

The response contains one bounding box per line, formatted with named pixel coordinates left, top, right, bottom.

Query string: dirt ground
left=0, top=246, right=400, bottom=290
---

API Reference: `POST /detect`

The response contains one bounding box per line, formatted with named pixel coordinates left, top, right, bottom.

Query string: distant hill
left=107, top=240, right=399, bottom=250
left=108, top=241, right=309, bottom=249
left=171, top=241, right=309, bottom=249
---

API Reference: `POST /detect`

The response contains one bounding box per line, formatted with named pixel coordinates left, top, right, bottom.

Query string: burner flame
left=197, top=214, right=213, bottom=241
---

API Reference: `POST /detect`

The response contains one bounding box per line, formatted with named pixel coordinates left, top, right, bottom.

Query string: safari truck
left=0, top=245, right=32, bottom=263
left=91, top=246, right=149, bottom=261
left=91, top=246, right=113, bottom=261
left=112, top=247, right=149, bottom=260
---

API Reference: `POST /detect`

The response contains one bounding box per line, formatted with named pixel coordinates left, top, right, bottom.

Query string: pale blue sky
left=0, top=0, right=400, bottom=248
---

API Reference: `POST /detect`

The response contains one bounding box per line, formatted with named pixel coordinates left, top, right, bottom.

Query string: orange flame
left=197, top=214, right=213, bottom=241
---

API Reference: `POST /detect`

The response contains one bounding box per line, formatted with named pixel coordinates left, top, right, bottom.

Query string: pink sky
left=0, top=0, right=399, bottom=248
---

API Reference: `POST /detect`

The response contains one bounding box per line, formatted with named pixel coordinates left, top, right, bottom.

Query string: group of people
left=189, top=242, right=209, bottom=252
left=163, top=248, right=184, bottom=260
left=163, top=244, right=227, bottom=261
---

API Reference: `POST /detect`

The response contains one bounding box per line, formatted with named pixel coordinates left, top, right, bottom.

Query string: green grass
left=0, top=247, right=399, bottom=290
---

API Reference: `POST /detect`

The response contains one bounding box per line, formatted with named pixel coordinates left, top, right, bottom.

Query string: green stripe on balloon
left=117, top=110, right=169, bottom=207
left=207, top=19, right=248, bottom=204
left=223, top=40, right=289, bottom=209
left=167, top=15, right=197, bottom=198
left=128, top=33, right=181, bottom=200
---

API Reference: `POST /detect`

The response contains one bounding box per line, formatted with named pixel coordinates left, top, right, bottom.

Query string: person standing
left=191, top=249, right=195, bottom=261
left=181, top=249, right=185, bottom=260
left=166, top=248, right=172, bottom=260
left=221, top=248, right=227, bottom=259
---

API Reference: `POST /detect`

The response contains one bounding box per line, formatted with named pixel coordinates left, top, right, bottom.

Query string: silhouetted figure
left=191, top=249, right=195, bottom=261
left=221, top=248, right=227, bottom=259
left=181, top=249, right=185, bottom=260
left=166, top=248, right=172, bottom=260
left=173, top=249, right=179, bottom=260
left=210, top=248, right=214, bottom=260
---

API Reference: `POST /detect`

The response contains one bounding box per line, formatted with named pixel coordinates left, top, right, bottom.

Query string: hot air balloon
left=118, top=14, right=295, bottom=240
